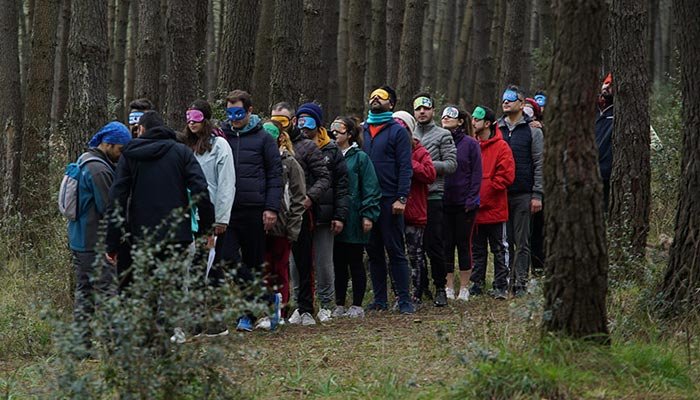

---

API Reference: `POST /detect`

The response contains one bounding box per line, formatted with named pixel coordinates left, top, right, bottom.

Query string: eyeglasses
left=369, top=88, right=390, bottom=101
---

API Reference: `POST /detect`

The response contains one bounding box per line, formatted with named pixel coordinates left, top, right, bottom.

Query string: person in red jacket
left=393, top=111, right=436, bottom=303
left=468, top=106, right=515, bottom=299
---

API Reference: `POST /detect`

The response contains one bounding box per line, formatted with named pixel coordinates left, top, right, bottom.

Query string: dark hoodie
left=106, top=125, right=214, bottom=251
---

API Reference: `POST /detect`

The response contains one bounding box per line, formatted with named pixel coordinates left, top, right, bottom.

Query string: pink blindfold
left=186, top=109, right=205, bottom=123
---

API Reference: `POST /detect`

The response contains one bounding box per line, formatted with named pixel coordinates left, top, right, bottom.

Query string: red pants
left=264, top=235, right=291, bottom=305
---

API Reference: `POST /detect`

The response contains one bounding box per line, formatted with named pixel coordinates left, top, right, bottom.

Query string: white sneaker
left=300, top=312, right=316, bottom=326
left=346, top=305, right=365, bottom=318
left=331, top=306, right=346, bottom=318
left=446, top=287, right=456, bottom=300
left=317, top=308, right=332, bottom=322
left=457, top=289, right=470, bottom=302
left=288, top=309, right=301, bottom=324
left=255, top=317, right=272, bottom=331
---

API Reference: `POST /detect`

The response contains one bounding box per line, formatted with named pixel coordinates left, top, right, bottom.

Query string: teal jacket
left=336, top=145, right=381, bottom=244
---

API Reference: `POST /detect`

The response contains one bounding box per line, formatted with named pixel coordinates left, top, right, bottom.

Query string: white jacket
left=195, top=136, right=236, bottom=225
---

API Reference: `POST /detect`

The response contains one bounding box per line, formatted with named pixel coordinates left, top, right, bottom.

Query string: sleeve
left=531, top=127, right=544, bottom=200
left=92, top=166, right=114, bottom=216
left=215, top=139, right=235, bottom=225
left=493, top=144, right=515, bottom=190
left=286, top=158, right=307, bottom=242
left=359, top=153, right=382, bottom=223
left=332, top=149, right=350, bottom=222
left=304, top=143, right=331, bottom=204
left=465, top=141, right=483, bottom=210
left=395, top=126, right=413, bottom=198
left=411, top=149, right=437, bottom=184
left=184, top=150, right=215, bottom=234
left=432, top=132, right=458, bottom=175
left=263, top=134, right=283, bottom=213
left=105, top=157, right=132, bottom=252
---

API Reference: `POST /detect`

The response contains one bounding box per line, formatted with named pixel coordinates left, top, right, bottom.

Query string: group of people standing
left=65, top=82, right=549, bottom=343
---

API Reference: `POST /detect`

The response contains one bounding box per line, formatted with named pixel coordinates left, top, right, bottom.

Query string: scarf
left=366, top=111, right=394, bottom=125
left=234, top=114, right=261, bottom=134
left=313, top=127, right=332, bottom=149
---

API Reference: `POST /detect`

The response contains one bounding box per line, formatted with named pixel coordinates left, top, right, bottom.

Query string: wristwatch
left=398, top=196, right=407, bottom=204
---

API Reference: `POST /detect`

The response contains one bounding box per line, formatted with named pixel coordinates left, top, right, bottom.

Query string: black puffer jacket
left=289, top=127, right=331, bottom=204
left=315, top=140, right=349, bottom=225
left=106, top=126, right=214, bottom=251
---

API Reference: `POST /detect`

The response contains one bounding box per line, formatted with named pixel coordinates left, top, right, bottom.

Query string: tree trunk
left=204, top=0, right=216, bottom=99
left=193, top=0, right=208, bottom=97
left=520, top=0, right=532, bottom=90
left=158, top=0, right=168, bottom=106
left=539, top=0, right=554, bottom=45
left=368, top=0, right=387, bottom=90
left=124, top=0, right=137, bottom=115
left=51, top=0, right=70, bottom=126
left=448, top=0, right=473, bottom=103
left=110, top=0, right=130, bottom=120
left=218, top=0, right=259, bottom=94
left=0, top=0, right=23, bottom=211
left=337, top=0, right=349, bottom=112
left=501, top=0, right=524, bottom=87
left=492, top=0, right=506, bottom=90
left=436, top=0, right=456, bottom=95
left=108, top=0, right=116, bottom=56
left=463, top=26, right=477, bottom=107
left=323, top=0, right=341, bottom=120
left=345, top=0, right=370, bottom=117
left=65, top=0, right=109, bottom=160
left=270, top=0, right=303, bottom=107
left=529, top=0, right=540, bottom=90
left=396, top=0, right=427, bottom=111
left=608, top=0, right=651, bottom=272
left=214, top=0, right=225, bottom=98
left=473, top=0, right=495, bottom=109
left=135, top=0, right=161, bottom=107
left=252, top=0, right=275, bottom=110
left=18, top=2, right=29, bottom=93
left=20, top=0, right=60, bottom=216
left=648, top=0, right=658, bottom=84
left=658, top=0, right=700, bottom=318
left=385, top=0, right=405, bottom=87
left=542, top=0, right=609, bottom=343
left=299, top=0, right=326, bottom=104
left=420, top=0, right=437, bottom=90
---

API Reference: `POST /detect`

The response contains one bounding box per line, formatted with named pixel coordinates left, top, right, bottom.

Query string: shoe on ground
left=457, top=289, right=470, bottom=302
left=236, top=316, right=253, bottom=332
left=317, top=308, right=332, bottom=322
left=366, top=302, right=388, bottom=312
left=288, top=309, right=301, bottom=324
left=205, top=321, right=230, bottom=337
left=170, top=327, right=187, bottom=344
left=434, top=289, right=448, bottom=307
left=346, top=305, right=365, bottom=318
left=445, top=287, right=456, bottom=300
left=331, top=306, right=346, bottom=318
left=300, top=312, right=316, bottom=326
left=470, top=284, right=483, bottom=296
left=255, top=317, right=272, bottom=331
left=492, top=288, right=508, bottom=300
left=399, top=301, right=416, bottom=315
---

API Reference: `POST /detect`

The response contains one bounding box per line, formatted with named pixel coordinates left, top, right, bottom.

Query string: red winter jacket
left=477, top=130, right=515, bottom=224
left=405, top=140, right=436, bottom=226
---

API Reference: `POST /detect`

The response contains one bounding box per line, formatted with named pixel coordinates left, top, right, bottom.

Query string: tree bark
left=436, top=0, right=456, bottom=95
left=20, top=0, right=60, bottom=216
left=538, top=0, right=554, bottom=46
left=520, top=0, right=532, bottom=90
left=385, top=0, right=405, bottom=87
left=124, top=0, right=137, bottom=115
left=270, top=0, right=303, bottom=107
left=252, top=0, right=275, bottom=110
left=345, top=0, right=370, bottom=117
left=204, top=0, right=216, bottom=99
left=65, top=0, right=109, bottom=160
left=396, top=0, right=426, bottom=111
left=110, top=0, right=130, bottom=120
left=658, top=0, right=700, bottom=318
left=608, top=0, right=651, bottom=271
left=420, top=0, right=437, bottom=90
left=218, top=0, right=259, bottom=94
left=51, top=0, right=71, bottom=126
left=448, top=0, right=473, bottom=103
left=501, top=0, right=524, bottom=87
left=337, top=0, right=349, bottom=112
left=193, top=0, right=208, bottom=97
left=135, top=0, right=161, bottom=107
left=0, top=0, right=23, bottom=211
left=542, top=0, right=609, bottom=343
left=491, top=0, right=506, bottom=90
left=323, top=0, right=341, bottom=120
left=473, top=0, right=495, bottom=109
left=368, top=0, right=387, bottom=90
left=299, top=0, right=326, bottom=105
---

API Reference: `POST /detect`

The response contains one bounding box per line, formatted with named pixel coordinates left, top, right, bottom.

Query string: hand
left=362, top=218, right=373, bottom=233
left=531, top=198, right=543, bottom=213
left=263, top=210, right=278, bottom=231
left=105, top=252, right=118, bottom=265
left=206, top=235, right=216, bottom=249
left=303, top=196, right=313, bottom=210
left=392, top=201, right=406, bottom=215
left=529, top=120, right=543, bottom=129
left=214, top=223, right=227, bottom=236
left=331, top=220, right=344, bottom=235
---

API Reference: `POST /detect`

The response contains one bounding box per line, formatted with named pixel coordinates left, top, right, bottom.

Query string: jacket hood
left=344, top=143, right=360, bottom=157
left=479, top=129, right=505, bottom=148
left=123, top=126, right=177, bottom=161
left=222, top=114, right=263, bottom=136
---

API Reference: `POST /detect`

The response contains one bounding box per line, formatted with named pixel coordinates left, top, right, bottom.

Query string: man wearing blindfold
left=126, top=98, right=154, bottom=138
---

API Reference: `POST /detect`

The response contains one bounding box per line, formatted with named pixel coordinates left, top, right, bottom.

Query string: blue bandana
left=88, top=122, right=132, bottom=147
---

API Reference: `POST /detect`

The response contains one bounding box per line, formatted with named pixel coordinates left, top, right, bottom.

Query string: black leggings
left=333, top=241, right=366, bottom=307
left=443, top=206, right=477, bottom=272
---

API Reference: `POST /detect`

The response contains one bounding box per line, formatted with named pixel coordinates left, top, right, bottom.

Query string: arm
left=432, top=132, right=457, bottom=175
left=92, top=167, right=114, bottom=216
left=492, top=145, right=516, bottom=190
left=411, top=149, right=437, bottom=184
left=332, top=150, right=350, bottom=223
left=359, top=153, right=382, bottom=223
left=465, top=140, right=483, bottom=210
left=303, top=143, right=331, bottom=204
left=184, top=150, right=215, bottom=234
left=286, top=159, right=307, bottom=241
left=263, top=134, right=283, bottom=213
left=215, top=140, right=235, bottom=225
left=105, top=158, right=132, bottom=252
left=531, top=127, right=544, bottom=200
left=395, top=126, right=413, bottom=198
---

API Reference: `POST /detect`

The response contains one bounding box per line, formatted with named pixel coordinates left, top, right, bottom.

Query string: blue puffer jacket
left=221, top=115, right=283, bottom=215
left=362, top=119, right=413, bottom=199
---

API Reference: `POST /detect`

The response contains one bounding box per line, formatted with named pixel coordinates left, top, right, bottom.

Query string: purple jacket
left=443, top=128, right=482, bottom=209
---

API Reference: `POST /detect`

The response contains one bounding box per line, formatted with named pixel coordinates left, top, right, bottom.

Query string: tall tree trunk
left=491, top=0, right=506, bottom=90
left=542, top=0, right=609, bottom=343
left=299, top=0, right=326, bottom=104
left=193, top=0, right=208, bottom=97
left=539, top=0, right=554, bottom=45
left=463, top=26, right=477, bottom=107
left=51, top=0, right=70, bottom=126
left=658, top=0, right=700, bottom=318
left=214, top=0, right=225, bottom=98
left=158, top=0, right=168, bottom=107
left=323, top=0, right=341, bottom=120
left=501, top=0, right=524, bottom=87
left=135, top=0, right=161, bottom=107
left=108, top=0, right=116, bottom=56
left=448, top=0, right=473, bottom=103
left=20, top=0, right=60, bottom=216
left=0, top=0, right=23, bottom=211
left=345, top=0, right=370, bottom=117
left=396, top=0, right=427, bottom=111
left=648, top=0, right=658, bottom=84
left=218, top=0, right=260, bottom=93
left=420, top=0, right=437, bottom=90
left=110, top=0, right=130, bottom=120
left=18, top=2, right=29, bottom=93
left=436, top=0, right=456, bottom=95
left=124, top=0, right=137, bottom=115
left=252, top=0, right=275, bottom=110
left=205, top=0, right=216, bottom=99
left=65, top=0, right=109, bottom=160
left=367, top=0, right=387, bottom=90
left=337, top=0, right=349, bottom=112
left=385, top=0, right=405, bottom=87
left=473, top=0, right=495, bottom=109
left=608, top=0, right=651, bottom=272
left=520, top=0, right=532, bottom=90
left=270, top=0, right=303, bottom=107
left=529, top=0, right=540, bottom=90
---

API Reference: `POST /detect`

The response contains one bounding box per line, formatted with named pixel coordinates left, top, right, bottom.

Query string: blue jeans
left=366, top=198, right=411, bottom=306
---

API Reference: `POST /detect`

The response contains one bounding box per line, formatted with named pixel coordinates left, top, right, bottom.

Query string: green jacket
left=336, top=145, right=381, bottom=244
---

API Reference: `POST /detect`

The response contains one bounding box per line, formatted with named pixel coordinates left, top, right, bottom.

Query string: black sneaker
left=492, top=288, right=508, bottom=300
left=434, top=289, right=448, bottom=307
left=470, top=284, right=483, bottom=296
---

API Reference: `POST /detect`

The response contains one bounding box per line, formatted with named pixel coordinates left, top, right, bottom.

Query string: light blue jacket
left=194, top=136, right=236, bottom=225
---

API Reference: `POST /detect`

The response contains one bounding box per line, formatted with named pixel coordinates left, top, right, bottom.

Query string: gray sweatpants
left=290, top=224, right=336, bottom=310
left=72, top=251, right=117, bottom=336
left=507, top=193, right=532, bottom=290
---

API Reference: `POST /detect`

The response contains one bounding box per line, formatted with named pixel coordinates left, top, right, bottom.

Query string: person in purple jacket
left=440, top=106, right=482, bottom=302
